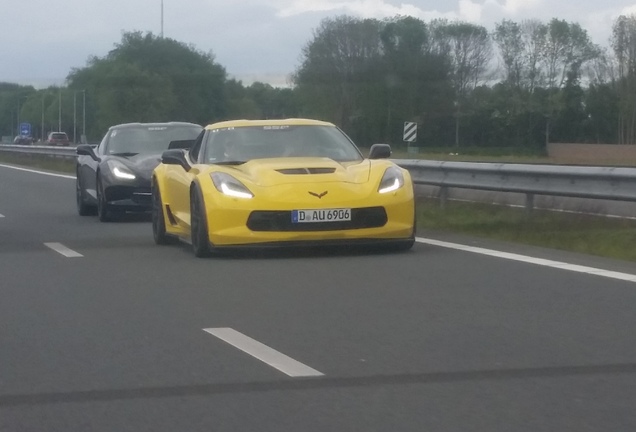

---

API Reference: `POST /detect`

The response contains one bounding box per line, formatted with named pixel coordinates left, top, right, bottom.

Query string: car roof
left=204, top=118, right=335, bottom=130
left=108, top=122, right=201, bottom=130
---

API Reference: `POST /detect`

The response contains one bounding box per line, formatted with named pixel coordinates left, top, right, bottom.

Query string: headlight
left=211, top=172, right=253, bottom=199
left=378, top=166, right=404, bottom=194
left=107, top=160, right=136, bottom=180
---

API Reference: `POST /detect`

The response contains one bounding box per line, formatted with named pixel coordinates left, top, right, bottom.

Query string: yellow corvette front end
left=195, top=158, right=415, bottom=247
left=152, top=118, right=416, bottom=256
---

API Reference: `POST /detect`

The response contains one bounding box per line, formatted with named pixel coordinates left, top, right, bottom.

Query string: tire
left=76, top=171, right=96, bottom=216
left=96, top=176, right=113, bottom=222
left=190, top=185, right=211, bottom=258
left=152, top=180, right=177, bottom=245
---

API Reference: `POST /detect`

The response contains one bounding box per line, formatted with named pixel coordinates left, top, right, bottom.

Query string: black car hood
left=107, top=153, right=162, bottom=180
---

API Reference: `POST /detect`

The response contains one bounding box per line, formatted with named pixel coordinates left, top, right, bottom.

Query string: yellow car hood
left=224, top=158, right=371, bottom=187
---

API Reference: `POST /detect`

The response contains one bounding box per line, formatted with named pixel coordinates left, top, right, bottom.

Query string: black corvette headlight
left=378, top=166, right=404, bottom=194
left=107, top=160, right=136, bottom=180
left=211, top=172, right=253, bottom=199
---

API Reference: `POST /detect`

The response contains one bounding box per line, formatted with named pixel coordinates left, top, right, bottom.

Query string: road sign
left=20, top=122, right=32, bottom=137
left=403, top=122, right=417, bottom=142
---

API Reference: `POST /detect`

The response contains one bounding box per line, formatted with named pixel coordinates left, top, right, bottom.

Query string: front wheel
left=96, top=176, right=112, bottom=222
left=152, top=180, right=177, bottom=245
left=190, top=186, right=211, bottom=258
left=76, top=171, right=96, bottom=216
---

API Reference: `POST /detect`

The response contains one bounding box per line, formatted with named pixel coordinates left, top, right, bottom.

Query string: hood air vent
left=276, top=168, right=336, bottom=175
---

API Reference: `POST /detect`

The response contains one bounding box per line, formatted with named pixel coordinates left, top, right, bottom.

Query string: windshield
left=50, top=133, right=67, bottom=139
left=106, top=125, right=201, bottom=155
left=203, top=125, right=363, bottom=164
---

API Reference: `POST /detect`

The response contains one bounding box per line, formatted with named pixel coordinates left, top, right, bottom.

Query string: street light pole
left=16, top=96, right=28, bottom=137
left=82, top=90, right=86, bottom=143
left=58, top=89, right=62, bottom=131
left=73, top=92, right=77, bottom=144
left=17, top=99, right=20, bottom=136
left=41, top=95, right=45, bottom=141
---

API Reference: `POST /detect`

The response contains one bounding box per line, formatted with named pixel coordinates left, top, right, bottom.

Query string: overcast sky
left=2, top=0, right=636, bottom=88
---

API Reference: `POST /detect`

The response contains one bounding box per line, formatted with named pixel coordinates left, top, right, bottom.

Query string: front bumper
left=104, top=185, right=152, bottom=212
left=202, top=183, right=415, bottom=246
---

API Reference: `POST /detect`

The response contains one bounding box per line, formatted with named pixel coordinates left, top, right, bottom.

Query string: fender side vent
left=165, top=204, right=178, bottom=226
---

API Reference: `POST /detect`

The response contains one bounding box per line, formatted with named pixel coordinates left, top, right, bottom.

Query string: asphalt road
left=1, top=162, right=636, bottom=432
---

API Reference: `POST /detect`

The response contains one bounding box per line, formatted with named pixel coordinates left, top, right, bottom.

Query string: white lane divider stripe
left=204, top=327, right=324, bottom=377
left=416, top=237, right=636, bottom=283
left=44, top=242, right=83, bottom=258
left=0, top=163, right=75, bottom=179
left=0, top=214, right=4, bottom=218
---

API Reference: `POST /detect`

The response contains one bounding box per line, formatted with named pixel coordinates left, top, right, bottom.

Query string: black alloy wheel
left=152, top=180, right=177, bottom=245
left=76, top=171, right=96, bottom=216
left=96, top=176, right=112, bottom=222
left=190, top=186, right=211, bottom=258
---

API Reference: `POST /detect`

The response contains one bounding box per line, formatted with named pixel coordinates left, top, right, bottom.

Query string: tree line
left=1, top=14, right=636, bottom=151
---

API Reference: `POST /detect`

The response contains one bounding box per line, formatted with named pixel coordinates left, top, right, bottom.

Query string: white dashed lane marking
left=204, top=327, right=324, bottom=378
left=44, top=242, right=83, bottom=258
left=0, top=163, right=75, bottom=179
left=416, top=237, right=636, bottom=283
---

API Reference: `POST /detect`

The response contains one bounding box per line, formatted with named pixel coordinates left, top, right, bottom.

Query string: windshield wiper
left=110, top=152, right=139, bottom=157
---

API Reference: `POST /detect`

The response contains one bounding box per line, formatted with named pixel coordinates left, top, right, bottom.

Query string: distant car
left=13, top=136, right=34, bottom=145
left=75, top=122, right=203, bottom=221
left=151, top=118, right=416, bottom=257
left=47, top=132, right=70, bottom=146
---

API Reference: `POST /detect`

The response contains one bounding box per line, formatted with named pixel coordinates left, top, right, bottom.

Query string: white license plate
left=292, top=208, right=351, bottom=223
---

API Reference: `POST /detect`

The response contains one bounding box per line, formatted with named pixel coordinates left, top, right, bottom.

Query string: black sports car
left=76, top=122, right=203, bottom=221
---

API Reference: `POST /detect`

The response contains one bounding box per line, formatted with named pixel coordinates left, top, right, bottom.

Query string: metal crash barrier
left=2, top=145, right=636, bottom=213
left=393, top=159, right=636, bottom=213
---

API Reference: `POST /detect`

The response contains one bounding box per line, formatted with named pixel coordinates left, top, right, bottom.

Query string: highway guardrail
left=3, top=145, right=635, bottom=213
left=394, top=159, right=636, bottom=212
left=0, top=144, right=78, bottom=157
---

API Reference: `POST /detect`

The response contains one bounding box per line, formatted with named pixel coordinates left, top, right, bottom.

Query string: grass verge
left=0, top=152, right=76, bottom=174
left=417, top=198, right=636, bottom=262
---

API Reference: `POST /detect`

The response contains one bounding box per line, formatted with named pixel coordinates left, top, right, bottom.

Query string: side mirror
left=161, top=149, right=191, bottom=172
left=369, top=144, right=392, bottom=159
left=76, top=144, right=101, bottom=162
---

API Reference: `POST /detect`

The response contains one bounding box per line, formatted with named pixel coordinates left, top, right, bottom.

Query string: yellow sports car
left=151, top=119, right=415, bottom=257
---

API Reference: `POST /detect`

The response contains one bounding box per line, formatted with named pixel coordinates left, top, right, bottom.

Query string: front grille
left=247, top=207, right=387, bottom=232
left=131, top=187, right=152, bottom=204
left=106, top=186, right=151, bottom=204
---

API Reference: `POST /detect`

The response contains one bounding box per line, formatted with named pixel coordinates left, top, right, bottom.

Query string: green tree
left=430, top=20, right=492, bottom=146
left=67, top=31, right=227, bottom=140
left=293, top=15, right=385, bottom=143
left=612, top=14, right=636, bottom=144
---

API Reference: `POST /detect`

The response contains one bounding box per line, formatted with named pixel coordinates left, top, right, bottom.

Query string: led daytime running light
left=113, top=166, right=136, bottom=180
left=220, top=182, right=253, bottom=199
left=378, top=177, right=401, bottom=194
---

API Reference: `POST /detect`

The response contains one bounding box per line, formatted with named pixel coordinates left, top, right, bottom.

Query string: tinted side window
left=96, top=130, right=110, bottom=155
left=189, top=130, right=205, bottom=163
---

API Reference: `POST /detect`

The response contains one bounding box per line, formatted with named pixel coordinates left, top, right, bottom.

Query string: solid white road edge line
left=0, top=163, right=75, bottom=179
left=416, top=237, right=636, bottom=283
left=203, top=327, right=324, bottom=378
left=44, top=242, right=83, bottom=258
